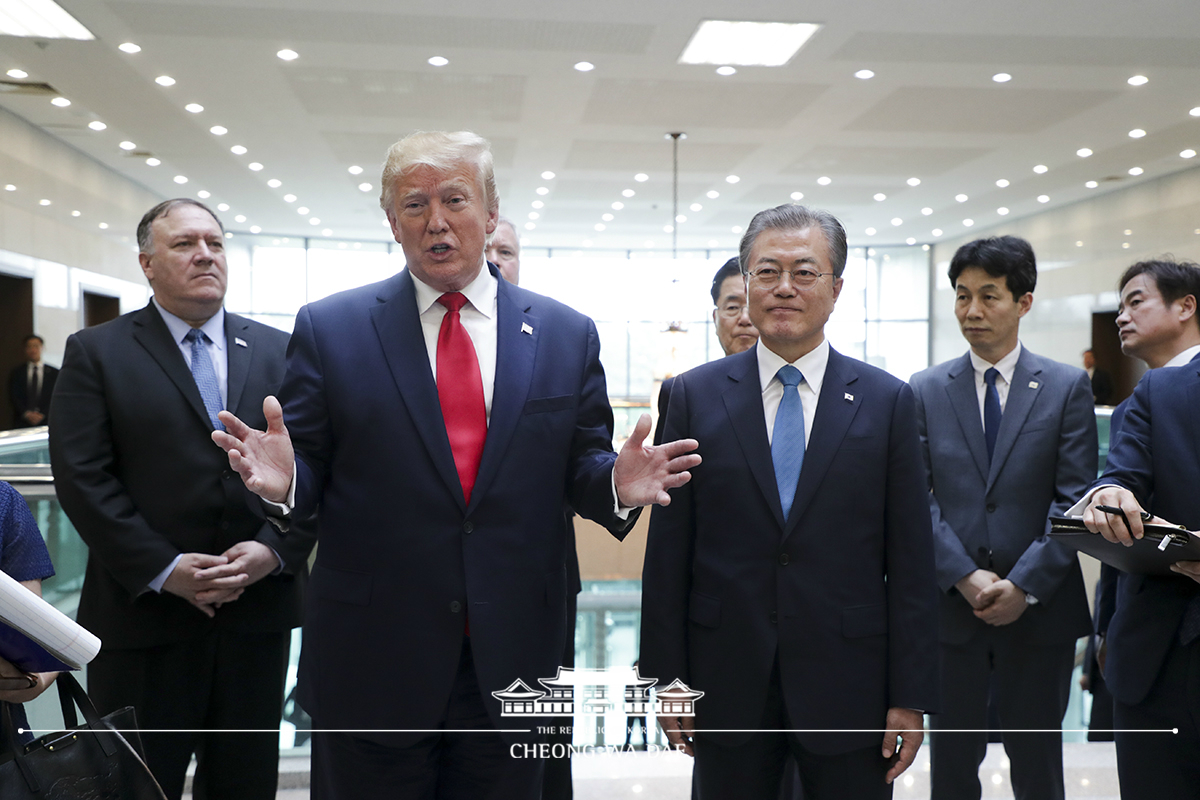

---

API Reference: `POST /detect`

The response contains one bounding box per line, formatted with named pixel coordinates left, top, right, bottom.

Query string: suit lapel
left=722, top=350, right=783, bottom=527
left=223, top=313, right=252, bottom=417
left=987, top=350, right=1042, bottom=488
left=131, top=303, right=213, bottom=430
left=945, top=353, right=990, bottom=484
left=370, top=271, right=466, bottom=511
left=784, top=348, right=861, bottom=536
left=468, top=279, right=538, bottom=515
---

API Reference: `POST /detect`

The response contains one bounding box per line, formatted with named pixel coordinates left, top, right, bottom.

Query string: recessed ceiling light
left=119, top=140, right=136, bottom=150
left=963, top=219, right=974, bottom=226
left=231, top=145, right=247, bottom=155
left=906, top=177, right=921, bottom=187
left=609, top=201, right=624, bottom=211
left=1085, top=180, right=1098, bottom=188
left=70, top=209, right=80, bottom=216
left=675, top=214, right=687, bottom=223
left=816, top=176, right=831, bottom=186
left=98, top=222, right=108, bottom=229
left=267, top=179, right=282, bottom=188
left=283, top=194, right=297, bottom=202
left=209, top=125, right=227, bottom=136
left=347, top=165, right=363, bottom=175
left=541, top=171, right=556, bottom=180
left=531, top=200, right=544, bottom=209
left=50, top=96, right=70, bottom=107
left=689, top=203, right=701, bottom=212
left=1077, top=148, right=1093, bottom=158
left=1181, top=149, right=1197, bottom=159
left=358, top=182, right=372, bottom=192
left=3, top=184, right=14, bottom=191
left=88, top=120, right=106, bottom=131
left=921, top=207, right=933, bottom=215
left=865, top=227, right=876, bottom=236
left=529, top=212, right=540, bottom=220
left=1122, top=242, right=1130, bottom=249
left=1129, top=128, right=1146, bottom=138
left=145, top=157, right=160, bottom=166
left=235, top=214, right=247, bottom=223
left=155, top=75, right=175, bottom=87
left=1128, top=75, right=1148, bottom=86
left=309, top=217, right=320, bottom=225
left=322, top=228, right=332, bottom=236
left=906, top=237, right=916, bottom=245
left=997, top=207, right=1010, bottom=215
left=716, top=66, right=737, bottom=76
left=891, top=217, right=902, bottom=226
left=297, top=207, right=309, bottom=214
left=1124, top=228, right=1133, bottom=235
left=1129, top=166, right=1144, bottom=175
left=873, top=193, right=886, bottom=201
left=996, top=179, right=1010, bottom=188
left=38, top=198, right=50, bottom=206
left=277, top=49, right=299, bottom=61
left=250, top=225, right=262, bottom=233
left=662, top=225, right=673, bottom=233
left=955, top=194, right=968, bottom=202
left=708, top=239, right=719, bottom=247
left=855, top=69, right=874, bottom=80
left=173, top=175, right=187, bottom=184
left=679, top=20, right=820, bottom=67
left=1076, top=240, right=1084, bottom=247
left=594, top=223, right=606, bottom=232
left=574, top=61, right=594, bottom=72
left=224, top=232, right=232, bottom=239
left=992, top=73, right=1012, bottom=83
left=217, top=203, right=230, bottom=211
left=536, top=187, right=550, bottom=195
left=197, top=190, right=210, bottom=198
left=634, top=173, right=649, bottom=182
left=118, top=42, right=140, bottom=54
left=1037, top=195, right=1050, bottom=203
left=732, top=225, right=743, bottom=234
left=790, top=191, right=803, bottom=201
left=932, top=228, right=943, bottom=237
left=727, top=175, right=741, bottom=184
left=185, top=103, right=203, bottom=113
left=1033, top=164, right=1048, bottom=174
left=0, top=0, right=93, bottom=39
left=428, top=56, right=449, bottom=67
left=527, top=222, right=538, bottom=231
left=248, top=162, right=263, bottom=171
left=6, top=68, right=27, bottom=78
left=705, top=190, right=718, bottom=199
left=602, top=213, right=614, bottom=222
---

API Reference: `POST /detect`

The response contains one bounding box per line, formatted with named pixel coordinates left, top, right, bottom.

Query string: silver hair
left=738, top=204, right=848, bottom=278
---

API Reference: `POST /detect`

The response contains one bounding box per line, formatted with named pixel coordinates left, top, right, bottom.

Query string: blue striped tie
left=185, top=328, right=225, bottom=431
left=772, top=365, right=806, bottom=519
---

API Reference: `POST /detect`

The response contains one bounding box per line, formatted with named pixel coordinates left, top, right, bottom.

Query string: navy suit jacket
left=1088, top=353, right=1200, bottom=705
left=910, top=349, right=1095, bottom=645
left=284, top=266, right=633, bottom=741
left=640, top=346, right=939, bottom=755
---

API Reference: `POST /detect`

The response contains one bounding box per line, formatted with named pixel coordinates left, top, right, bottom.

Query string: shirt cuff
left=1066, top=484, right=1123, bottom=517
left=612, top=470, right=633, bottom=520
left=147, top=554, right=184, bottom=594
left=263, top=464, right=299, bottom=517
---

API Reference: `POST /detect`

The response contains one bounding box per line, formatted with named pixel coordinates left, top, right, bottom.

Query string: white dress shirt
left=756, top=337, right=829, bottom=446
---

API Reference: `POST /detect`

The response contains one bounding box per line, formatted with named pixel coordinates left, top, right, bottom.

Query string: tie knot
left=438, top=292, right=468, bottom=314
left=184, top=328, right=208, bottom=345
left=984, top=367, right=1000, bottom=387
left=776, top=364, right=804, bottom=389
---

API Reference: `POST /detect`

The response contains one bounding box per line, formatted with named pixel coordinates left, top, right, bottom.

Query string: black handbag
left=0, top=672, right=167, bottom=799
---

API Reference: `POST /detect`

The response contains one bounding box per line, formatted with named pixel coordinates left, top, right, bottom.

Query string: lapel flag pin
left=844, top=392, right=854, bottom=402
left=521, top=322, right=533, bottom=335
left=1028, top=381, right=1038, bottom=389
left=234, top=337, right=248, bottom=348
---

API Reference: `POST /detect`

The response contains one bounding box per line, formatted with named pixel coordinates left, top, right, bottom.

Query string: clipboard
left=1049, top=516, right=1200, bottom=575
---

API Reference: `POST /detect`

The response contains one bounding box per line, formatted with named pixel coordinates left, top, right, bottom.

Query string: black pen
left=1096, top=505, right=1152, bottom=535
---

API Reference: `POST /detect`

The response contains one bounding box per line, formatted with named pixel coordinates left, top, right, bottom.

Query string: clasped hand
left=162, top=541, right=277, bottom=617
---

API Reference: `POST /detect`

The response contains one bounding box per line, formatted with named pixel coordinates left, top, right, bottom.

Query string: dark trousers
left=1113, top=639, right=1200, bottom=800
left=542, top=588, right=577, bottom=799
left=311, top=638, right=543, bottom=800
left=693, top=659, right=891, bottom=800
left=88, top=628, right=290, bottom=800
left=929, top=631, right=1074, bottom=800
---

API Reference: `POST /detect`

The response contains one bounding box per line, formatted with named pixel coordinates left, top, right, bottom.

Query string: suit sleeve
left=911, top=374, right=980, bottom=592
left=1090, top=372, right=1155, bottom=504
left=279, top=304, right=335, bottom=520
left=652, top=376, right=673, bottom=447
left=48, top=333, right=183, bottom=595
left=1007, top=369, right=1098, bottom=603
left=885, top=382, right=941, bottom=713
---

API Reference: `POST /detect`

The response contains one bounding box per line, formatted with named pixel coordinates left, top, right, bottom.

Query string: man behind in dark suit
left=641, top=204, right=939, bottom=799
left=8, top=334, right=57, bottom=428
left=909, top=236, right=1096, bottom=800
left=213, top=131, right=701, bottom=799
left=48, top=199, right=316, bottom=800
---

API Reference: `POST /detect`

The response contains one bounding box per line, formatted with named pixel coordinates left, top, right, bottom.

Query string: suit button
left=778, top=553, right=789, bottom=566
left=986, top=504, right=997, bottom=513
left=770, top=611, right=777, bottom=624
left=450, top=601, right=462, bottom=613
left=463, top=521, right=474, bottom=535
left=223, top=470, right=233, bottom=479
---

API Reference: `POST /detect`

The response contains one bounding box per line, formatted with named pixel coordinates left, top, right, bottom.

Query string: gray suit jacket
left=910, top=348, right=1096, bottom=645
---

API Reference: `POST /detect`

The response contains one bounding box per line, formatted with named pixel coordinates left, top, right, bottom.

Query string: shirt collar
left=757, top=337, right=830, bottom=396
left=153, top=297, right=226, bottom=350
left=969, top=341, right=1022, bottom=384
left=410, top=262, right=496, bottom=319
left=1165, top=344, right=1200, bottom=368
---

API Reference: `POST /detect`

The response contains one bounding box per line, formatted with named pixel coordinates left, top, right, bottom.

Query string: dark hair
left=709, top=257, right=743, bottom=305
left=738, top=204, right=848, bottom=278
left=22, top=334, right=43, bottom=346
left=136, top=199, right=224, bottom=253
left=1118, top=259, right=1200, bottom=331
left=947, top=235, right=1037, bottom=298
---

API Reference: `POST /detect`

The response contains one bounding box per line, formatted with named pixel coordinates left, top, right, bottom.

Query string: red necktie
left=436, top=292, right=487, bottom=504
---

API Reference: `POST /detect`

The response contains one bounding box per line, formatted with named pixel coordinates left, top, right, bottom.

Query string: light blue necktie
left=984, top=367, right=1001, bottom=463
left=185, top=328, right=225, bottom=431
left=772, top=365, right=806, bottom=519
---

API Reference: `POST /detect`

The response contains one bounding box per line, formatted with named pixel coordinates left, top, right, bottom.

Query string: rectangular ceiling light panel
left=679, top=20, right=819, bottom=67
left=0, top=0, right=94, bottom=39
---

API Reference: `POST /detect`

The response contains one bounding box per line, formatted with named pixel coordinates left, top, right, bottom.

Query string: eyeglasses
left=716, top=303, right=746, bottom=319
left=747, top=266, right=833, bottom=289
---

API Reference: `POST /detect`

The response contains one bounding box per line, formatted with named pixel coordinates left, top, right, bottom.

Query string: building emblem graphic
left=492, top=666, right=703, bottom=717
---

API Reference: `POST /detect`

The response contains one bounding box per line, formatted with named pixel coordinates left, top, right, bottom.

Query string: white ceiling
left=2, top=0, right=1199, bottom=252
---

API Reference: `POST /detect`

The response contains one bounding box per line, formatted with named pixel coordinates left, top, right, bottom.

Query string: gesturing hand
left=212, top=396, right=295, bottom=504
left=613, top=414, right=701, bottom=508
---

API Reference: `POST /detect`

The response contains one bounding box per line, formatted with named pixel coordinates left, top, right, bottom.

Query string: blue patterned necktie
left=185, top=328, right=225, bottom=431
left=984, top=367, right=1002, bottom=463
left=772, top=365, right=806, bottom=519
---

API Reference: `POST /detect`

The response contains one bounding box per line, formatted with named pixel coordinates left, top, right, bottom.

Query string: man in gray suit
left=910, top=236, right=1096, bottom=800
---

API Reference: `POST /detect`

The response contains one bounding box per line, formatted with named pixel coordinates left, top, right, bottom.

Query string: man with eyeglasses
left=910, top=235, right=1096, bottom=800
left=641, top=204, right=939, bottom=798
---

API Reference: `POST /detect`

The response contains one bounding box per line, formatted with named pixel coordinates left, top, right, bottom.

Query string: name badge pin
left=844, top=393, right=854, bottom=402
left=234, top=337, right=248, bottom=348
left=521, top=323, right=534, bottom=335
